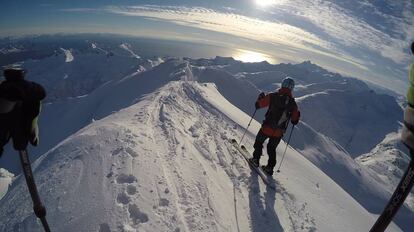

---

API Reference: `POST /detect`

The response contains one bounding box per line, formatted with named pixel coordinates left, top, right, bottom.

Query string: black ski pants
left=0, top=106, right=32, bottom=155
left=252, top=129, right=282, bottom=169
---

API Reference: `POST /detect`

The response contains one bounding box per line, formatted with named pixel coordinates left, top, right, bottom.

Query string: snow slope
left=0, top=81, right=400, bottom=232
left=1, top=58, right=257, bottom=174
left=0, top=168, right=13, bottom=200
left=357, top=131, right=414, bottom=210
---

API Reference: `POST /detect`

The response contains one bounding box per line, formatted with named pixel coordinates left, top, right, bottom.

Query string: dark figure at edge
left=0, top=67, right=46, bottom=157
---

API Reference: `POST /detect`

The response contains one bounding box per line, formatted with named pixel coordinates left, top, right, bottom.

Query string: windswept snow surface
left=60, top=48, right=74, bottom=63
left=0, top=168, right=13, bottom=200
left=357, top=131, right=414, bottom=210
left=0, top=81, right=400, bottom=232
left=120, top=43, right=141, bottom=59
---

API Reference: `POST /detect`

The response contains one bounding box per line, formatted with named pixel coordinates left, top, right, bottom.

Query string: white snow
left=357, top=131, right=413, bottom=209
left=0, top=50, right=410, bottom=231
left=0, top=47, right=22, bottom=54
left=120, top=43, right=141, bottom=59
left=0, top=168, right=13, bottom=200
left=0, top=81, right=401, bottom=232
left=60, top=48, right=74, bottom=63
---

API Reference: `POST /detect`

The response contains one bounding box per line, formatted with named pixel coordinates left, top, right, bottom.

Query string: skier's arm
left=290, top=101, right=300, bottom=125
left=402, top=63, right=414, bottom=151
left=255, top=93, right=270, bottom=109
left=29, top=82, right=46, bottom=101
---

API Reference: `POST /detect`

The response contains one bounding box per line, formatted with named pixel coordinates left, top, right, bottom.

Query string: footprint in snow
left=125, top=147, right=139, bottom=157
left=126, top=185, right=137, bottom=195
left=99, top=223, right=111, bottom=232
left=116, top=174, right=137, bottom=184
left=117, top=192, right=130, bottom=205
left=128, top=204, right=149, bottom=224
left=112, top=148, right=123, bottom=156
left=159, top=198, right=170, bottom=207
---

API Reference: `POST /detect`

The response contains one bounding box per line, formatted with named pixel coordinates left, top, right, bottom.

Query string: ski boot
left=261, top=165, right=274, bottom=175
left=249, top=157, right=260, bottom=167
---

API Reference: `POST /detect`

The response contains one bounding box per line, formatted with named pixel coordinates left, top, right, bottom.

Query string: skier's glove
left=258, top=92, right=265, bottom=100
left=291, top=111, right=300, bottom=125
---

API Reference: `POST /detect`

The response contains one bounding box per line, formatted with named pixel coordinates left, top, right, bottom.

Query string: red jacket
left=255, top=88, right=300, bottom=137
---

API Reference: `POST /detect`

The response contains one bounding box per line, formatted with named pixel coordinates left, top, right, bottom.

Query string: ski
left=369, top=157, right=414, bottom=232
left=230, top=139, right=276, bottom=190
left=18, top=150, right=51, bottom=232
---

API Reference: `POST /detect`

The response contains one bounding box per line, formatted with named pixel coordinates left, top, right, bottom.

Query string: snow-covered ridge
left=120, top=43, right=141, bottom=59
left=0, top=46, right=23, bottom=54
left=0, top=81, right=400, bottom=232
left=60, top=48, right=74, bottom=63
left=357, top=131, right=413, bottom=209
left=0, top=36, right=410, bottom=229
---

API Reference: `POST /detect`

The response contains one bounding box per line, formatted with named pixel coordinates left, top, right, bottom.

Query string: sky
left=1, top=0, right=413, bottom=94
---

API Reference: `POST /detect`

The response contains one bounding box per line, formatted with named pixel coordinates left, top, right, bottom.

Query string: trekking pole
left=18, top=150, right=51, bottom=232
left=239, top=109, right=257, bottom=145
left=276, top=124, right=294, bottom=173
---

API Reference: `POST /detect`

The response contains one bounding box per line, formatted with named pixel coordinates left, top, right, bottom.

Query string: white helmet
left=281, top=77, right=295, bottom=91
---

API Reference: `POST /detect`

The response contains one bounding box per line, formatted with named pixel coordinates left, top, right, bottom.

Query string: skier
left=0, top=67, right=46, bottom=158
left=249, top=77, right=300, bottom=175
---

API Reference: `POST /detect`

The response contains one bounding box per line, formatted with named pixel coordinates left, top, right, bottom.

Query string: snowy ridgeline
left=0, top=40, right=411, bottom=231
left=20, top=43, right=162, bottom=102
left=0, top=81, right=401, bottom=232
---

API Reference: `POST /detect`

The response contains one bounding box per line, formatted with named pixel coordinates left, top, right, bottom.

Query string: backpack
left=264, top=93, right=295, bottom=130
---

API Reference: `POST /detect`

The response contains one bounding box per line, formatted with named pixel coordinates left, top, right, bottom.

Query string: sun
left=233, top=49, right=276, bottom=63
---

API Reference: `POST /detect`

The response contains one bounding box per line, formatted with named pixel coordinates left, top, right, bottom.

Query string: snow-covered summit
left=59, top=48, right=74, bottom=63
left=0, top=81, right=401, bottom=232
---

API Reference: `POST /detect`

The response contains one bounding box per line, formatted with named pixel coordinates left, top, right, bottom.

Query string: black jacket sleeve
left=28, top=81, right=46, bottom=101
left=0, top=80, right=46, bottom=101
left=0, top=81, right=25, bottom=101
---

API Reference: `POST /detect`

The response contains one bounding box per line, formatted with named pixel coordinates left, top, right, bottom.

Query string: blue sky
left=1, top=0, right=413, bottom=94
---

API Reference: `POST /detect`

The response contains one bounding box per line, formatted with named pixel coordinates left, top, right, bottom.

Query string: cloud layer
left=61, top=1, right=414, bottom=93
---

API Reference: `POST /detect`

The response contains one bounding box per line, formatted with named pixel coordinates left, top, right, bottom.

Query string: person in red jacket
left=250, top=77, right=300, bottom=175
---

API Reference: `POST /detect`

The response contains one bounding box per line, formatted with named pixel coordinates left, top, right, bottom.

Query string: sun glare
left=233, top=49, right=276, bottom=63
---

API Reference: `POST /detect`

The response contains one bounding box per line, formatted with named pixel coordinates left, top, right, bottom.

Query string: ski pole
left=369, top=150, right=414, bottom=232
left=276, top=124, right=294, bottom=173
left=19, top=150, right=51, bottom=232
left=239, top=109, right=257, bottom=145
